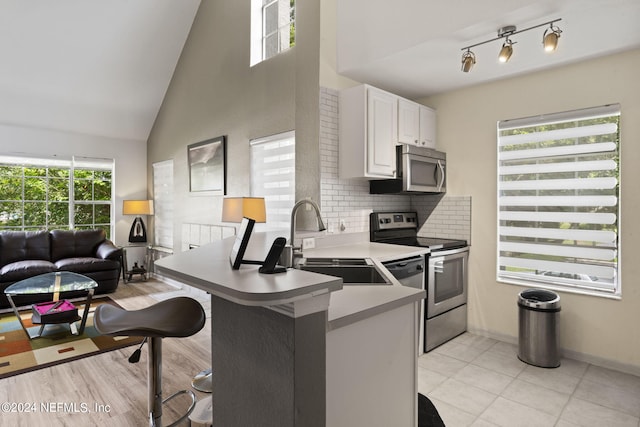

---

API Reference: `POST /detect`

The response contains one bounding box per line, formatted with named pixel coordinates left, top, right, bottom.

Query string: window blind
left=251, top=131, right=295, bottom=229
left=497, top=104, right=620, bottom=296
left=152, top=160, right=174, bottom=249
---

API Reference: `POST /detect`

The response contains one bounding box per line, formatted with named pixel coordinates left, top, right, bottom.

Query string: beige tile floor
left=418, top=333, right=640, bottom=427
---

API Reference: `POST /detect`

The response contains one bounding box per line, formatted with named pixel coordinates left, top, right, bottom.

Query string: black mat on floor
left=418, top=393, right=445, bottom=427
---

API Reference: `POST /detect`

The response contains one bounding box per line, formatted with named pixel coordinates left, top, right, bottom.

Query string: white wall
left=148, top=0, right=322, bottom=252
left=421, top=49, right=640, bottom=373
left=0, top=123, right=147, bottom=246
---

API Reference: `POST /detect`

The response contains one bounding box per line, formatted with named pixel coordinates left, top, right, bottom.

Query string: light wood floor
left=0, top=278, right=212, bottom=426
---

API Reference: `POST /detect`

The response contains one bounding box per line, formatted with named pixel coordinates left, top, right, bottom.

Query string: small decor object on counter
left=32, top=300, right=78, bottom=323
left=229, top=217, right=256, bottom=269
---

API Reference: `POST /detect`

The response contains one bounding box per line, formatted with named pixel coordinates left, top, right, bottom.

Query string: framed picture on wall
left=188, top=135, right=227, bottom=194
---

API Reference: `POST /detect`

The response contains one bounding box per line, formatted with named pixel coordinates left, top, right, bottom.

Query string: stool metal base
left=149, top=337, right=197, bottom=427
left=192, top=368, right=213, bottom=393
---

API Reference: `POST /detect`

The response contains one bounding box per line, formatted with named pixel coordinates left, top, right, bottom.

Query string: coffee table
left=4, top=271, right=98, bottom=339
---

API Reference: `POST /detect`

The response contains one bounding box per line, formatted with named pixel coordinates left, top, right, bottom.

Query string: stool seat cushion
left=94, top=296, right=206, bottom=338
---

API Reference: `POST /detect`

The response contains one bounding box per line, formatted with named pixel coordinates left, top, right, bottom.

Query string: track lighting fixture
left=460, top=18, right=562, bottom=72
left=543, top=23, right=562, bottom=52
left=498, top=38, right=514, bottom=63
left=461, top=49, right=476, bottom=72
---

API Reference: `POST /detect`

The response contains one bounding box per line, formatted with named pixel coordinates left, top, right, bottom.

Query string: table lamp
left=123, top=199, right=154, bottom=243
left=221, top=197, right=266, bottom=223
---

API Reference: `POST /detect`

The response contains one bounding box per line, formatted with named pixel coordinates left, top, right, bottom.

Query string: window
left=152, top=160, right=174, bottom=249
left=497, top=104, right=620, bottom=297
left=250, top=0, right=295, bottom=66
left=0, top=156, right=114, bottom=237
left=250, top=131, right=295, bottom=229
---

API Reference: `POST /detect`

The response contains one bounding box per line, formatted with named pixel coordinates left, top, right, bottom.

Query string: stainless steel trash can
left=518, top=289, right=561, bottom=368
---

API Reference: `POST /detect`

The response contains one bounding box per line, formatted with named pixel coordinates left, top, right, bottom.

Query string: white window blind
left=497, top=104, right=621, bottom=296
left=250, top=131, right=295, bottom=229
left=152, top=160, right=174, bottom=249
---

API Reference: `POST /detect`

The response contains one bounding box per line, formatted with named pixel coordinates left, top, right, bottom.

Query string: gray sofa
left=0, top=229, right=122, bottom=308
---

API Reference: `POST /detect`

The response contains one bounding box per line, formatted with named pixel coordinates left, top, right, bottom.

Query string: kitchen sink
left=300, top=257, right=369, bottom=266
left=298, top=264, right=390, bottom=285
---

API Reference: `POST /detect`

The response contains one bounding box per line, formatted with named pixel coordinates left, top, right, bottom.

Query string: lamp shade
left=123, top=200, right=154, bottom=216
left=222, top=197, right=266, bottom=223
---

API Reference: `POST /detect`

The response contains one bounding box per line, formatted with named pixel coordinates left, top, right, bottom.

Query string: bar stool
left=95, top=297, right=206, bottom=427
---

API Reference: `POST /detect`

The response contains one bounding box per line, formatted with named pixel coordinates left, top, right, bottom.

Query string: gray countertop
left=155, top=231, right=425, bottom=329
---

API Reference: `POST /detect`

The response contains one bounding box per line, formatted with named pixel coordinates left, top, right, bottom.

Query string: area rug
left=0, top=297, right=143, bottom=379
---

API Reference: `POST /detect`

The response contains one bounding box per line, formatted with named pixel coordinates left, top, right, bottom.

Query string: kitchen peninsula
left=155, top=231, right=425, bottom=427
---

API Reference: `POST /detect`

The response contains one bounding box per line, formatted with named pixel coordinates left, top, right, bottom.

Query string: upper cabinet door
left=366, top=87, right=397, bottom=177
left=398, top=99, right=420, bottom=145
left=419, top=105, right=436, bottom=149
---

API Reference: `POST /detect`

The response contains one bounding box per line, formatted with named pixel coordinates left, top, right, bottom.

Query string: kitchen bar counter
left=154, top=231, right=423, bottom=427
left=155, top=233, right=343, bottom=307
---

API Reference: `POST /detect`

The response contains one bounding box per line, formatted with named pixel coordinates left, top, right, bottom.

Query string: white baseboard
left=467, top=326, right=640, bottom=377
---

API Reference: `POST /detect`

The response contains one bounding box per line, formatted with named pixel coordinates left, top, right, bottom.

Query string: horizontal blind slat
left=499, top=123, right=618, bottom=146
left=500, top=226, right=617, bottom=244
left=500, top=195, right=618, bottom=207
left=500, top=177, right=617, bottom=191
left=500, top=241, right=616, bottom=261
left=499, top=211, right=616, bottom=224
left=499, top=257, right=616, bottom=280
left=499, top=142, right=617, bottom=161
left=500, top=159, right=617, bottom=175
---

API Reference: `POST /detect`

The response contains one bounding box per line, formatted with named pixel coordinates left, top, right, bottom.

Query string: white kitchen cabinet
left=398, top=98, right=436, bottom=149
left=419, top=104, right=436, bottom=148
left=339, top=84, right=397, bottom=179
left=327, top=295, right=419, bottom=427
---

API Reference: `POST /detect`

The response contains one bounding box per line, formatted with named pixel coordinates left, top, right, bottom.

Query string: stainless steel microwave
left=370, top=145, right=446, bottom=194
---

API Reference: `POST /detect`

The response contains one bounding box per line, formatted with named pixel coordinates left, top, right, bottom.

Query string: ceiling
left=0, top=1, right=638, bottom=143
left=337, top=0, right=640, bottom=99
left=0, top=0, right=200, bottom=142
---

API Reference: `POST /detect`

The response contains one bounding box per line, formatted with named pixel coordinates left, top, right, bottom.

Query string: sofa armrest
left=96, top=240, right=123, bottom=260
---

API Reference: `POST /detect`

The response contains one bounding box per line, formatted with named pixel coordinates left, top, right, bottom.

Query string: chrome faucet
left=282, top=199, right=326, bottom=267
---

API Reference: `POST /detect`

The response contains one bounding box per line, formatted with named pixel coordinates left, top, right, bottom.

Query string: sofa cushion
left=0, top=260, right=57, bottom=282
left=0, top=231, right=51, bottom=268
left=55, top=257, right=120, bottom=273
left=50, top=229, right=106, bottom=262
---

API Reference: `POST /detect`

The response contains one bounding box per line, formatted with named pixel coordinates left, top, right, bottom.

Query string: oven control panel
left=371, top=212, right=418, bottom=231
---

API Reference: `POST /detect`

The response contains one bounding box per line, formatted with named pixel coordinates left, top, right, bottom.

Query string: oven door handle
left=432, top=260, right=444, bottom=274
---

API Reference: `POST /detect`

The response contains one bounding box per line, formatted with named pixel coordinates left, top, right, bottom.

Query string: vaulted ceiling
left=1, top=0, right=638, bottom=143
left=0, top=0, right=200, bottom=142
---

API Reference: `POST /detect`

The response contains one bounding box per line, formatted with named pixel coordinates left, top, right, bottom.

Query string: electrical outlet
left=302, top=238, right=315, bottom=249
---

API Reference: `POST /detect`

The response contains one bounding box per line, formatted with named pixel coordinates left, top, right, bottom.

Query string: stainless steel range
left=370, top=211, right=469, bottom=352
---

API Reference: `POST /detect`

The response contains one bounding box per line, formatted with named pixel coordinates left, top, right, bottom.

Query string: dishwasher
left=382, top=256, right=425, bottom=355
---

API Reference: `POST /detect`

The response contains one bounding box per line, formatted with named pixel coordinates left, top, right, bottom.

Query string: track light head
left=461, top=49, right=476, bottom=72
left=498, top=39, right=514, bottom=63
left=543, top=24, right=562, bottom=52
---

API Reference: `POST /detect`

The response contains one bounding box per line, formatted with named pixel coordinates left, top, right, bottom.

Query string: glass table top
left=4, top=272, right=98, bottom=296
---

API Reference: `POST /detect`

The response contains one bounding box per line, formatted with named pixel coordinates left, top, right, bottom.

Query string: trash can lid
left=518, top=289, right=560, bottom=310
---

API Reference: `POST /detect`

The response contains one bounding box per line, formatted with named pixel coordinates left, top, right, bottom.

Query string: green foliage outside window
left=0, top=165, right=112, bottom=237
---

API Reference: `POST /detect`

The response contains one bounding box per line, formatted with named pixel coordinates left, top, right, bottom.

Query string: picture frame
left=188, top=135, right=227, bottom=194
left=229, top=217, right=255, bottom=270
